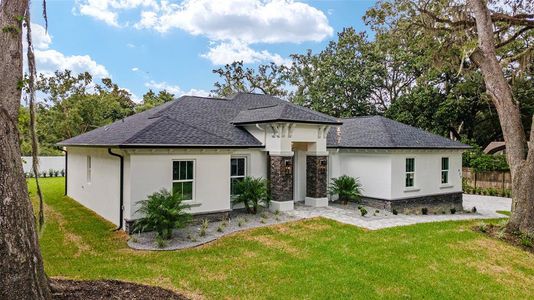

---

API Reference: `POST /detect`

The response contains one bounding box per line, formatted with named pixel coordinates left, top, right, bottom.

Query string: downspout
left=59, top=147, right=67, bottom=196
left=108, top=148, right=124, bottom=231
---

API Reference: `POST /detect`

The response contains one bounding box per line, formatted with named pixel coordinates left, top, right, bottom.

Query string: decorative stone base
left=270, top=200, right=294, bottom=212
left=305, top=197, right=329, bottom=207
left=362, top=192, right=463, bottom=215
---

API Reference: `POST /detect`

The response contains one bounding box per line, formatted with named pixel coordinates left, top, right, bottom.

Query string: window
left=172, top=160, right=194, bottom=201
left=86, top=156, right=92, bottom=183
left=405, top=158, right=415, bottom=187
left=230, top=157, right=246, bottom=196
left=441, top=157, right=449, bottom=184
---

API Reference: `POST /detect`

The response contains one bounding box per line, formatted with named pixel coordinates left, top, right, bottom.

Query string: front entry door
left=293, top=150, right=306, bottom=201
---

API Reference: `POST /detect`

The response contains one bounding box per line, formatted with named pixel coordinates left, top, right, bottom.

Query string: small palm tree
left=328, top=175, right=362, bottom=205
left=232, top=176, right=270, bottom=214
left=134, top=189, right=191, bottom=240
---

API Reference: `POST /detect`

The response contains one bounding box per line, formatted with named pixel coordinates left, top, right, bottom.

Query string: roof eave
left=233, top=119, right=342, bottom=126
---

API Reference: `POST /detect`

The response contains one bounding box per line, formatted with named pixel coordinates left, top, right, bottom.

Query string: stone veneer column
left=305, top=155, right=329, bottom=207
left=268, top=155, right=294, bottom=211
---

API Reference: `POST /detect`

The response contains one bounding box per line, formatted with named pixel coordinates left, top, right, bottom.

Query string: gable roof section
left=58, top=93, right=337, bottom=148
left=232, top=95, right=339, bottom=125
left=327, top=116, right=470, bottom=149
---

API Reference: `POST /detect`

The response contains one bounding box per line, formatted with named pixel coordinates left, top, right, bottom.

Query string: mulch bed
left=50, top=278, right=188, bottom=300
left=474, top=224, right=534, bottom=254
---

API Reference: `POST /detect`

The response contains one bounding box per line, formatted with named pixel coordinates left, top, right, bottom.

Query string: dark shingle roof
left=58, top=94, right=468, bottom=149
left=327, top=116, right=470, bottom=149
left=232, top=98, right=339, bottom=125
left=58, top=93, right=337, bottom=147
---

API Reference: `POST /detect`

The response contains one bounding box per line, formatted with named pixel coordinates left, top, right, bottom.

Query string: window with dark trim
left=230, top=157, right=246, bottom=196
left=441, top=157, right=449, bottom=184
left=172, top=160, right=194, bottom=201
left=405, top=158, right=415, bottom=187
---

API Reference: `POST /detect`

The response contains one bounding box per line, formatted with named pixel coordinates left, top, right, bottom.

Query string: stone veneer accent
left=306, top=156, right=328, bottom=198
left=362, top=192, right=463, bottom=215
left=268, top=155, right=294, bottom=202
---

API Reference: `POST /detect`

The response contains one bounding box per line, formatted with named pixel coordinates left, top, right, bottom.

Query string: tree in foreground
left=0, top=0, right=52, bottom=298
left=367, top=0, right=534, bottom=235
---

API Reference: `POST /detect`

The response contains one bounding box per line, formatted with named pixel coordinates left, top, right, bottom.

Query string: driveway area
left=287, top=194, right=512, bottom=230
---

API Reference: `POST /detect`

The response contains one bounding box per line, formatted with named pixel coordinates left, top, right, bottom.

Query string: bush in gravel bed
left=328, top=175, right=362, bottom=205
left=232, top=176, right=270, bottom=214
left=134, top=189, right=191, bottom=240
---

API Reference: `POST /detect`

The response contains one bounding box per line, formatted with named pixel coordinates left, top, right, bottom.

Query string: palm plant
left=328, top=175, right=362, bottom=205
left=232, top=176, right=270, bottom=214
left=133, top=189, right=191, bottom=240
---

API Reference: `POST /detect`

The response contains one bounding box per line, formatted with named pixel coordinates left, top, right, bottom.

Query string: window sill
left=404, top=187, right=420, bottom=193
left=440, top=184, right=453, bottom=189
left=183, top=201, right=201, bottom=207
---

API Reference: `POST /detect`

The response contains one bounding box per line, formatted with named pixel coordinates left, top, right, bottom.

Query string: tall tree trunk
left=468, top=0, right=534, bottom=235
left=0, top=0, right=52, bottom=298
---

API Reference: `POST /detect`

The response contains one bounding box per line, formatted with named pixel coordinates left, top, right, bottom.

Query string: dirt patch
left=50, top=278, right=188, bottom=299
left=474, top=224, right=534, bottom=254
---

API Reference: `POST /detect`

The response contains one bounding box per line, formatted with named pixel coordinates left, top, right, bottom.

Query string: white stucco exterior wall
left=126, top=149, right=267, bottom=220
left=329, top=151, right=392, bottom=200
left=66, top=147, right=121, bottom=226
left=390, top=150, right=463, bottom=199
left=329, top=149, right=463, bottom=201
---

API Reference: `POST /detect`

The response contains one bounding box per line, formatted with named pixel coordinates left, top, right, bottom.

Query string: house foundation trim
left=305, top=197, right=328, bottom=207
left=270, top=200, right=294, bottom=212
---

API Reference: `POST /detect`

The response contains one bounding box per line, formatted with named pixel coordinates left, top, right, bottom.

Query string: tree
left=0, top=0, right=52, bottom=298
left=367, top=0, right=534, bottom=234
left=135, top=89, right=175, bottom=113
left=288, top=28, right=380, bottom=117
left=212, top=61, right=288, bottom=98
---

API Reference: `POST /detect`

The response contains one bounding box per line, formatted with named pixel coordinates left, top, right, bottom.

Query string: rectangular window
left=441, top=157, right=449, bottom=184
left=230, top=157, right=246, bottom=196
left=172, top=160, right=194, bottom=201
left=405, top=158, right=415, bottom=187
left=86, top=156, right=92, bottom=183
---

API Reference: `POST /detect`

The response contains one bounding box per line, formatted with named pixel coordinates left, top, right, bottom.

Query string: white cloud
left=35, top=50, right=110, bottom=78
left=25, top=23, right=110, bottom=79
left=74, top=0, right=333, bottom=65
left=76, top=0, right=159, bottom=27
left=135, top=0, right=333, bottom=44
left=131, top=67, right=139, bottom=71
left=202, top=41, right=290, bottom=65
left=145, top=80, right=209, bottom=97
left=126, top=43, right=136, bottom=48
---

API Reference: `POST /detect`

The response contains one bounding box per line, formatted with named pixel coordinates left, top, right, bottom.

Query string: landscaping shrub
left=421, top=208, right=428, bottom=215
left=328, top=175, right=362, bottom=205
left=471, top=206, right=477, bottom=213
left=60, top=169, right=65, bottom=177
left=450, top=208, right=456, bottom=214
left=359, top=207, right=367, bottom=217
left=232, top=176, right=270, bottom=214
left=48, top=169, right=55, bottom=177
left=134, top=189, right=191, bottom=240
left=199, top=219, right=209, bottom=237
left=520, top=234, right=533, bottom=248
left=392, top=209, right=398, bottom=215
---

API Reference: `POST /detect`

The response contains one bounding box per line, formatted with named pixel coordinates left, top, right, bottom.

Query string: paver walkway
left=287, top=194, right=512, bottom=230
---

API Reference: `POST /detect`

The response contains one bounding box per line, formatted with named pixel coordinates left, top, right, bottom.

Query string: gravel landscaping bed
left=128, top=209, right=302, bottom=251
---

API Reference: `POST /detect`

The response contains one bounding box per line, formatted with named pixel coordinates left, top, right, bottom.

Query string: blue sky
left=30, top=0, right=376, bottom=101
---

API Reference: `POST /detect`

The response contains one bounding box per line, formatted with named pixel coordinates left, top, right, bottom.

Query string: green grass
left=497, top=210, right=511, bottom=216
left=31, top=178, right=534, bottom=299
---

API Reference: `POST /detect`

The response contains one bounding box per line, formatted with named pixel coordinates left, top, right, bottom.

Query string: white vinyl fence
left=22, top=156, right=65, bottom=176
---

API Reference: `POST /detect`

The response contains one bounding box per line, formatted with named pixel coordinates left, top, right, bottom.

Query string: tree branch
left=496, top=26, right=534, bottom=48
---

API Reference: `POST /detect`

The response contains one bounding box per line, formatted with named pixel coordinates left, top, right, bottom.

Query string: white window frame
left=230, top=156, right=247, bottom=196
left=86, top=155, right=92, bottom=184
left=441, top=157, right=449, bottom=184
left=172, top=160, right=195, bottom=202
left=405, top=158, right=415, bottom=188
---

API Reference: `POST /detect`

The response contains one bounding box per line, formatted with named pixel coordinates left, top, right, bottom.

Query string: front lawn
left=31, top=178, right=534, bottom=299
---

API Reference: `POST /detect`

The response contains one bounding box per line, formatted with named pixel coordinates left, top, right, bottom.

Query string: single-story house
left=58, top=93, right=470, bottom=232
